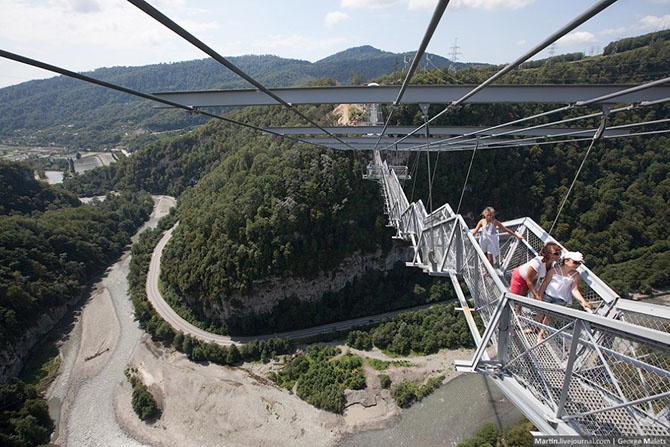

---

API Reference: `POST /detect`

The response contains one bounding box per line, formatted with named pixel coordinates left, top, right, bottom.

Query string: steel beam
left=262, top=125, right=631, bottom=137
left=153, top=84, right=670, bottom=108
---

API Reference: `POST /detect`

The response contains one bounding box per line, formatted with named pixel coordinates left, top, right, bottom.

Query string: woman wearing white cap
left=536, top=251, right=593, bottom=340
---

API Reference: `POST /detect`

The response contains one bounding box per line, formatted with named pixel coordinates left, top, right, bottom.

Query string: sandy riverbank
left=65, top=282, right=473, bottom=446
left=115, top=334, right=473, bottom=447
left=49, top=194, right=475, bottom=446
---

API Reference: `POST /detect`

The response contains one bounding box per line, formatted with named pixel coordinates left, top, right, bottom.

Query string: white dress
left=479, top=222, right=500, bottom=256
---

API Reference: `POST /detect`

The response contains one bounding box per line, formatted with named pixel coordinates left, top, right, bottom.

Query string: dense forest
left=61, top=31, right=670, bottom=334
left=0, top=163, right=154, bottom=446
left=0, top=163, right=154, bottom=344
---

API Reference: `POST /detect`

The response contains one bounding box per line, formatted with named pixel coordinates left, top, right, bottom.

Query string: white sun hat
left=563, top=251, right=585, bottom=264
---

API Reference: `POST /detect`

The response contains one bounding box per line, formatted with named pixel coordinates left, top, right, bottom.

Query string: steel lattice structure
left=368, top=150, right=670, bottom=436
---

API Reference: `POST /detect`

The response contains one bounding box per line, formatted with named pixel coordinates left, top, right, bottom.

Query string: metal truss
left=369, top=150, right=670, bottom=437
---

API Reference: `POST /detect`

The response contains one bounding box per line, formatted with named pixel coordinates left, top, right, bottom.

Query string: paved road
left=147, top=223, right=434, bottom=345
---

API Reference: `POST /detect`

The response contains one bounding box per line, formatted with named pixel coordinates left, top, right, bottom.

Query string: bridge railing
left=492, top=295, right=670, bottom=436
left=370, top=152, right=670, bottom=436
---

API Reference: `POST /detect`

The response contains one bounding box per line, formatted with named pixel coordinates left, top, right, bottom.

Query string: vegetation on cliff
left=0, top=163, right=154, bottom=344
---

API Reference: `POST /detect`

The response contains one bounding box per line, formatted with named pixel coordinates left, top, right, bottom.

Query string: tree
left=226, top=344, right=242, bottom=364
left=131, top=385, right=160, bottom=421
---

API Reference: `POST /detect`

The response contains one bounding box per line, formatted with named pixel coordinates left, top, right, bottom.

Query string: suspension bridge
left=366, top=148, right=670, bottom=437
left=3, top=0, right=669, bottom=440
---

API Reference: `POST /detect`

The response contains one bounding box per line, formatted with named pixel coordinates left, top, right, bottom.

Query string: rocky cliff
left=189, top=244, right=409, bottom=321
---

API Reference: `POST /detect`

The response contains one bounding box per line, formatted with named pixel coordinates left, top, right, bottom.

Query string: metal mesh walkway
left=367, top=151, right=670, bottom=436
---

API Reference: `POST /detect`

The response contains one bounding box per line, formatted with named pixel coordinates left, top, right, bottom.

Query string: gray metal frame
left=369, top=150, right=670, bottom=437
left=153, top=84, right=670, bottom=107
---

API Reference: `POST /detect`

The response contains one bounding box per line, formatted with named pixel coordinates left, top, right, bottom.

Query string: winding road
left=147, top=225, right=426, bottom=344
left=50, top=195, right=432, bottom=446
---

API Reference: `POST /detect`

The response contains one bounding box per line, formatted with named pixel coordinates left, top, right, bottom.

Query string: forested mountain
left=1, top=31, right=668, bottom=446
left=0, top=46, right=457, bottom=151
left=58, top=33, right=669, bottom=339
left=0, top=162, right=80, bottom=214
left=0, top=164, right=153, bottom=327
left=0, top=162, right=154, bottom=369
left=2, top=30, right=668, bottom=350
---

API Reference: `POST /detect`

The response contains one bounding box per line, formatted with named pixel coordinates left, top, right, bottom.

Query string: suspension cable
left=0, top=49, right=342, bottom=152
left=127, top=0, right=359, bottom=152
left=397, top=81, right=670, bottom=153
left=372, top=0, right=450, bottom=152
left=456, top=137, right=479, bottom=215
left=388, top=0, right=620, bottom=149
left=549, top=107, right=610, bottom=234
left=422, top=106, right=434, bottom=213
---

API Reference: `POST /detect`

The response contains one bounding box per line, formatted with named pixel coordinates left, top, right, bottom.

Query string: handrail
left=369, top=149, right=670, bottom=437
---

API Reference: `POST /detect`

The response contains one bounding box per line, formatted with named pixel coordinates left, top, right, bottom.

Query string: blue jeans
left=542, top=294, right=567, bottom=306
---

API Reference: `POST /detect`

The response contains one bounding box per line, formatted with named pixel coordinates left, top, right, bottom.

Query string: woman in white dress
left=536, top=251, right=593, bottom=340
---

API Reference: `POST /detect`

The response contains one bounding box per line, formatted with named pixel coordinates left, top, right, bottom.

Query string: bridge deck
left=369, top=149, right=670, bottom=437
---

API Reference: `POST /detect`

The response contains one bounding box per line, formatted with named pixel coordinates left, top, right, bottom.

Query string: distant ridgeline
left=0, top=46, right=461, bottom=151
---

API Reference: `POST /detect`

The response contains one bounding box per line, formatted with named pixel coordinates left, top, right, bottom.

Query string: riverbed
left=46, top=195, right=523, bottom=446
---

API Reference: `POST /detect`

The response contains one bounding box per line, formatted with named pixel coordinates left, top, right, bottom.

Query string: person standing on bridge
left=536, top=251, right=593, bottom=340
left=510, top=242, right=561, bottom=315
left=471, top=206, right=523, bottom=267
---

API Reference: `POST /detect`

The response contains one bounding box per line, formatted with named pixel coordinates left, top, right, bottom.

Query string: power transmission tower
left=450, top=38, right=462, bottom=62
left=548, top=43, right=557, bottom=57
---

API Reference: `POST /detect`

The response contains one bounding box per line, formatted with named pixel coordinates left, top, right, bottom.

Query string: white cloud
left=407, top=0, right=439, bottom=11
left=325, top=11, right=350, bottom=28
left=0, top=0, right=204, bottom=70
left=60, top=0, right=104, bottom=14
left=249, top=34, right=349, bottom=58
left=557, top=31, right=596, bottom=46
left=600, top=14, right=669, bottom=38
left=340, top=0, right=401, bottom=10
left=342, top=0, right=534, bottom=11
left=638, top=14, right=670, bottom=30
left=450, top=0, right=535, bottom=10
left=600, top=26, right=629, bottom=36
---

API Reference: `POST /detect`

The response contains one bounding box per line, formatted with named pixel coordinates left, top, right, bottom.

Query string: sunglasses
left=552, top=251, right=562, bottom=256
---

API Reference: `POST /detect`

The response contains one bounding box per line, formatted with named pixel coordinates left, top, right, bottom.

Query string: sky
left=0, top=0, right=668, bottom=89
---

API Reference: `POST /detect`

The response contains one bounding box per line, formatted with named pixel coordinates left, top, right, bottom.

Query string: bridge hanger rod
left=127, top=0, right=359, bottom=152
left=389, top=0, right=619, bottom=149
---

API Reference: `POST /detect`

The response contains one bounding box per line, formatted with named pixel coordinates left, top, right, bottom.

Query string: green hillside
left=0, top=47, right=457, bottom=151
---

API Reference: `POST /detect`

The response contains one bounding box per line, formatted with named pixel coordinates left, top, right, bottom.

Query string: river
left=47, top=196, right=174, bottom=446
left=341, top=372, right=522, bottom=446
